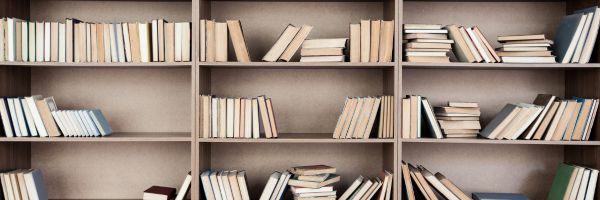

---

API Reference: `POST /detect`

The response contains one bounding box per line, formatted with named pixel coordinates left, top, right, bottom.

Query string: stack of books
left=349, top=20, right=394, bottom=63
left=287, top=165, right=340, bottom=200
left=496, top=34, right=555, bottom=63
left=554, top=6, right=600, bottom=64
left=200, top=170, right=250, bottom=200
left=446, top=25, right=499, bottom=63
left=0, top=169, right=47, bottom=200
left=300, top=38, right=347, bottom=62
left=0, top=18, right=191, bottom=63
left=401, top=161, right=470, bottom=200
left=332, top=96, right=395, bottom=139
left=144, top=186, right=175, bottom=200
left=0, top=96, right=112, bottom=138
left=548, top=163, right=598, bottom=200
left=339, top=171, right=393, bottom=200
left=198, top=95, right=278, bottom=139
left=435, top=102, right=481, bottom=138
left=403, top=24, right=453, bottom=63
left=199, top=19, right=250, bottom=62
left=401, top=95, right=443, bottom=139
left=480, top=94, right=599, bottom=140
left=263, top=24, right=313, bottom=62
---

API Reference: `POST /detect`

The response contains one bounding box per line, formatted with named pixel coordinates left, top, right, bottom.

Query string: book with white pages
left=576, top=169, right=591, bottom=200
left=291, top=186, right=334, bottom=194
left=270, top=171, right=291, bottom=200
left=200, top=171, right=216, bottom=200
left=7, top=98, right=22, bottom=137
left=25, top=95, right=47, bottom=137
left=586, top=169, right=599, bottom=200
left=89, top=109, right=113, bottom=136
left=72, top=110, right=90, bottom=136
left=14, top=98, right=30, bottom=136
left=81, top=110, right=101, bottom=137
left=59, top=110, right=75, bottom=137
left=209, top=171, right=223, bottom=200
left=64, top=111, right=82, bottom=136
left=77, top=110, right=95, bottom=136
left=0, top=98, right=14, bottom=137
left=175, top=172, right=192, bottom=200
left=237, top=171, right=251, bottom=200
left=51, top=111, right=68, bottom=136
left=349, top=178, right=373, bottom=200
left=23, top=169, right=48, bottom=200
left=259, top=172, right=282, bottom=200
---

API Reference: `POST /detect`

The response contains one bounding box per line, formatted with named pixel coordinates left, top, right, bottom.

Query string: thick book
left=554, top=13, right=586, bottom=63
left=301, top=48, right=344, bottom=56
left=164, top=22, right=175, bottom=62
left=289, top=165, right=336, bottom=175
left=144, top=186, right=176, bottom=200
left=379, top=20, right=394, bottom=62
left=370, top=20, right=381, bottom=62
left=446, top=25, right=475, bottom=63
left=259, top=172, right=282, bottom=200
left=263, top=24, right=299, bottom=62
left=279, top=25, right=312, bottom=62
left=472, top=193, right=529, bottom=200
left=360, top=20, right=371, bottom=62
left=227, top=20, right=251, bottom=62
left=288, top=174, right=340, bottom=189
left=350, top=24, right=360, bottom=63
left=574, top=6, right=600, bottom=63
left=24, top=169, right=48, bottom=200
left=215, top=22, right=227, bottom=62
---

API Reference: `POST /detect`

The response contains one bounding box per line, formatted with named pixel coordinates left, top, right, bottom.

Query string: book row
left=549, top=163, right=599, bottom=200
left=333, top=96, right=395, bottom=139
left=0, top=169, right=47, bottom=200
left=349, top=20, right=394, bottom=63
left=199, top=95, right=278, bottom=139
left=200, top=170, right=250, bottom=200
left=0, top=18, right=191, bottom=63
left=339, top=171, right=393, bottom=200
left=481, top=95, right=599, bottom=141
left=0, top=96, right=112, bottom=138
left=143, top=172, right=192, bottom=200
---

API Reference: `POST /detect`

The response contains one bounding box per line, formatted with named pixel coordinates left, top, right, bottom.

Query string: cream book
left=263, top=24, right=300, bottom=62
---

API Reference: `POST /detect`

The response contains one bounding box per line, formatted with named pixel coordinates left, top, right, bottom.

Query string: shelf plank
left=199, top=62, right=395, bottom=69
left=402, top=62, right=600, bottom=70
left=0, top=62, right=192, bottom=68
left=0, top=132, right=192, bottom=142
left=401, top=138, right=600, bottom=145
left=198, top=133, right=395, bottom=143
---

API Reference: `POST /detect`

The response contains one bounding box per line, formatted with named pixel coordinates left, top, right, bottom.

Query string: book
left=405, top=24, right=443, bottom=30
left=287, top=174, right=340, bottom=189
left=498, top=34, right=546, bottom=41
left=263, top=24, right=299, bottom=62
left=554, top=13, right=586, bottom=63
left=370, top=20, right=381, bottom=62
left=206, top=20, right=216, bottom=62
left=339, top=176, right=364, bottom=200
left=144, top=186, right=176, bottom=200
left=289, top=165, right=336, bottom=176
left=215, top=22, right=227, bottom=62
left=175, top=172, right=192, bottom=200
left=300, top=56, right=345, bottom=62
left=360, top=20, right=370, bottom=62
left=574, top=6, right=600, bottom=63
left=226, top=20, right=251, bottom=62
left=259, top=172, right=282, bottom=200
left=350, top=24, right=360, bottom=63
left=446, top=25, right=475, bottom=62
left=280, top=25, right=313, bottom=62
left=301, top=48, right=344, bottom=56
left=501, top=56, right=557, bottom=63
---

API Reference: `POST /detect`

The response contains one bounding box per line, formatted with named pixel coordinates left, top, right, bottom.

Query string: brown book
left=226, top=20, right=251, bottom=62
left=551, top=100, right=578, bottom=140
left=97, top=24, right=105, bottom=63
left=263, top=24, right=300, bottom=62
left=532, top=101, right=560, bottom=140
left=405, top=56, right=450, bottom=63
left=288, top=174, right=340, bottom=189
left=473, top=26, right=501, bottom=62
left=280, top=25, right=312, bottom=62
left=289, top=165, right=336, bottom=175
left=215, top=22, right=228, bottom=62
left=143, top=186, right=176, bottom=200
left=349, top=24, right=360, bottom=63
left=498, top=34, right=545, bottom=42
left=158, top=19, right=165, bottom=62
left=234, top=98, right=241, bottom=138
left=35, top=98, right=61, bottom=137
left=562, top=101, right=583, bottom=140
left=206, top=20, right=216, bottom=62
left=571, top=99, right=593, bottom=140
left=360, top=20, right=371, bottom=62
left=446, top=25, right=475, bottom=63
left=164, top=22, right=174, bottom=62
left=438, top=120, right=481, bottom=130
left=370, top=20, right=381, bottom=62
left=257, top=96, right=273, bottom=138
left=435, top=173, right=470, bottom=200
left=266, top=98, right=278, bottom=138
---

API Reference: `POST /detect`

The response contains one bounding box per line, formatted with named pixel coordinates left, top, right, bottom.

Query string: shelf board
left=402, top=62, right=600, bottom=70
left=199, top=62, right=395, bottom=69
left=0, top=62, right=192, bottom=68
left=198, top=133, right=395, bottom=143
left=0, top=132, right=191, bottom=142
left=401, top=138, right=600, bottom=145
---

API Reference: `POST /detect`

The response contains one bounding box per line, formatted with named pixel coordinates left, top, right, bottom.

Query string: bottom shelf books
left=401, top=161, right=471, bottom=200
left=200, top=170, right=251, bottom=200
left=549, top=163, right=598, bottom=200
left=339, top=171, right=393, bottom=200
left=0, top=169, right=47, bottom=200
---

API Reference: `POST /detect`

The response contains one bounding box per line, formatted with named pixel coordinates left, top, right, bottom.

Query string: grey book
left=554, top=13, right=585, bottom=63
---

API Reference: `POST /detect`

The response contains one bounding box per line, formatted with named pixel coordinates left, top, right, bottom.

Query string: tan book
left=263, top=24, right=300, bottom=62
left=288, top=175, right=340, bottom=189
left=410, top=39, right=454, bottom=43
left=301, top=48, right=343, bottom=56
left=90, top=23, right=98, bottom=62
left=405, top=33, right=447, bottom=40
left=472, top=26, right=500, bottom=63
left=355, top=97, right=375, bottom=138
left=434, top=173, right=470, bottom=200
left=445, top=134, right=477, bottom=138
left=363, top=97, right=382, bottom=138
left=446, top=25, right=475, bottom=62
left=360, top=20, right=371, bottom=62
left=266, top=98, right=278, bottom=138
left=86, top=23, right=92, bottom=62
left=409, top=96, right=418, bottom=139
left=406, top=42, right=451, bottom=49
left=499, top=47, right=548, bottom=52
left=15, top=22, right=21, bottom=61
left=496, top=51, right=552, bottom=57
left=498, top=34, right=545, bottom=41
left=126, top=23, right=139, bottom=62
left=438, top=120, right=481, bottom=130
left=201, top=95, right=211, bottom=138
left=571, top=99, right=593, bottom=140
left=36, top=98, right=61, bottom=137
left=436, top=116, right=479, bottom=121
left=218, top=98, right=227, bottom=138
left=226, top=20, right=251, bottom=62
left=389, top=96, right=395, bottom=138
left=458, top=26, right=482, bottom=62
left=435, top=107, right=480, bottom=115
left=214, top=22, right=227, bottom=62
left=234, top=98, right=241, bottom=138
left=496, top=106, right=538, bottom=139
left=405, top=56, right=450, bottom=63
left=401, top=163, right=416, bottom=200
left=410, top=165, right=438, bottom=200
left=333, top=98, right=352, bottom=139
left=205, top=20, right=216, bottom=62
left=257, top=96, right=273, bottom=138
left=297, top=173, right=330, bottom=182
left=28, top=21, right=35, bottom=62
left=239, top=98, right=246, bottom=138
left=96, top=24, right=105, bottom=63
left=158, top=19, right=165, bottom=62
left=402, top=98, right=410, bottom=139
left=290, top=165, right=336, bottom=175
left=379, top=21, right=394, bottom=62
left=545, top=101, right=569, bottom=140
left=551, top=100, right=579, bottom=140
left=563, top=101, right=584, bottom=140
left=409, top=168, right=434, bottom=200
left=377, top=96, right=387, bottom=139
left=199, top=20, right=206, bottom=62
left=228, top=171, right=243, bottom=200
left=532, top=101, right=560, bottom=140
left=370, top=20, right=381, bottom=62
left=347, top=98, right=366, bottom=138
left=443, top=129, right=479, bottom=134
left=405, top=48, right=451, bottom=52
left=340, top=98, right=358, bottom=139
left=121, top=23, right=131, bottom=62
left=447, top=102, right=478, bottom=108
left=164, top=23, right=174, bottom=62
left=280, top=25, right=312, bottom=62
left=349, top=24, right=360, bottom=63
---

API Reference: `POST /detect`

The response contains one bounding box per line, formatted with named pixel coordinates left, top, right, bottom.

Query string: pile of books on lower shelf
left=435, top=102, right=482, bottom=138
left=480, top=94, right=599, bottom=141
left=143, top=172, right=192, bottom=200
left=0, top=96, right=112, bottom=137
left=549, top=163, right=598, bottom=200
left=403, top=24, right=453, bottom=63
left=496, top=34, right=556, bottom=63
left=0, top=18, right=191, bottom=63
left=349, top=20, right=395, bottom=63
left=200, top=19, right=250, bottom=62
left=300, top=38, right=347, bottom=62
left=401, top=161, right=471, bottom=200
left=339, top=171, right=393, bottom=200
left=0, top=169, right=47, bottom=200
left=199, top=170, right=250, bottom=200
left=198, top=95, right=278, bottom=139
left=287, top=165, right=340, bottom=200
left=332, top=96, right=395, bottom=139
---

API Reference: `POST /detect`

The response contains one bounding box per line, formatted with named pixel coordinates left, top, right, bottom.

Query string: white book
left=152, top=19, right=159, bottom=62
left=103, top=24, right=111, bottom=63
left=35, top=22, right=44, bottom=62
left=20, top=99, right=38, bottom=136
left=15, top=99, right=29, bottom=136
left=585, top=169, right=599, bottom=200
left=109, top=24, right=118, bottom=62
left=561, top=14, right=587, bottom=63
left=339, top=176, right=364, bottom=200
left=201, top=171, right=216, bottom=200
left=569, top=167, right=585, bottom=200
left=577, top=169, right=591, bottom=200
left=21, top=22, right=28, bottom=62
left=7, top=98, right=22, bottom=137
left=466, top=27, right=492, bottom=63
left=211, top=98, right=218, bottom=138
left=291, top=186, right=334, bottom=194
left=181, top=22, right=191, bottom=61
left=252, top=99, right=259, bottom=138
left=51, top=111, right=68, bottom=136
left=0, top=19, right=5, bottom=61
left=573, top=13, right=593, bottom=63
left=209, top=171, right=223, bottom=200
left=44, top=22, right=50, bottom=62
left=349, top=178, right=373, bottom=200
left=3, top=173, right=14, bottom=200
left=64, top=111, right=80, bottom=136
left=57, top=111, right=73, bottom=137
left=175, top=23, right=182, bottom=62
left=122, top=23, right=132, bottom=62
left=259, top=172, right=282, bottom=200
left=89, top=110, right=112, bottom=136
left=200, top=20, right=206, bottom=62
left=81, top=110, right=100, bottom=136
left=74, top=110, right=92, bottom=136
left=271, top=171, right=291, bottom=200
left=86, top=23, right=92, bottom=62
left=421, top=167, right=459, bottom=200
left=582, top=99, right=599, bottom=140
left=66, top=111, right=84, bottom=136
left=116, top=24, right=125, bottom=63
left=216, top=172, right=229, bottom=200
left=7, top=18, right=16, bottom=61
left=58, top=23, right=66, bottom=62
left=175, top=173, right=192, bottom=200
left=138, top=23, right=150, bottom=62
left=364, top=178, right=383, bottom=200
left=226, top=98, right=234, bottom=138
left=28, top=22, right=35, bottom=62
left=0, top=98, right=14, bottom=137
left=0, top=172, right=9, bottom=199
left=24, top=169, right=48, bottom=200
left=221, top=171, right=234, bottom=200
left=237, top=171, right=250, bottom=200
left=244, top=99, right=252, bottom=138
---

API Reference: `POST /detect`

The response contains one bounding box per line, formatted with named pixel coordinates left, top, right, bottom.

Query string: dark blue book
left=554, top=13, right=585, bottom=63
left=472, top=192, right=529, bottom=200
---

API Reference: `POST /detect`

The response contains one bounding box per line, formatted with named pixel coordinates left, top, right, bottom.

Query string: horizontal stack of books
left=288, top=165, right=340, bottom=200
left=0, top=169, right=47, bottom=200
left=554, top=6, right=600, bottom=64
left=0, top=96, right=112, bottom=137
left=548, top=163, right=598, bottom=200
left=263, top=24, right=313, bottom=62
left=144, top=172, right=191, bottom=200
left=333, top=96, right=395, bottom=139
left=200, top=19, right=250, bottom=62
left=496, top=34, right=555, bottom=63
left=480, top=94, right=599, bottom=140
left=435, top=102, right=481, bottom=138
left=199, top=95, right=278, bottom=139
left=401, top=161, right=470, bottom=200
left=0, top=18, right=191, bottom=63
left=403, top=24, right=453, bottom=63
left=401, top=95, right=443, bottom=139
left=339, top=171, right=393, bottom=200
left=349, top=20, right=394, bottom=63
left=200, top=170, right=250, bottom=200
left=300, top=38, right=347, bottom=62
left=446, top=25, right=499, bottom=63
